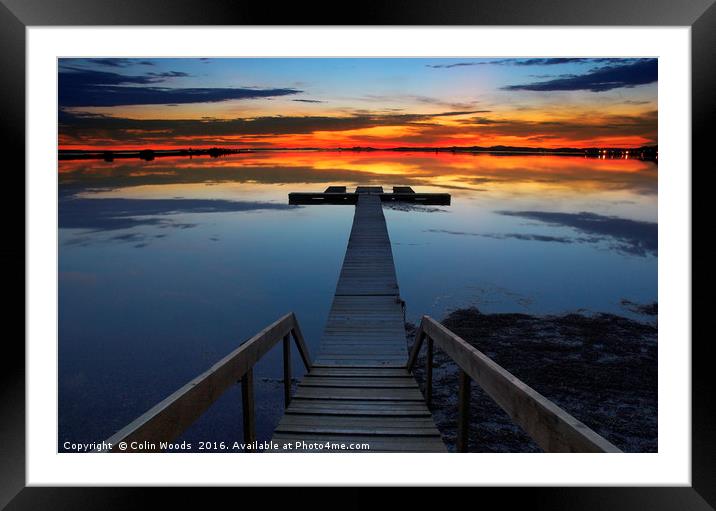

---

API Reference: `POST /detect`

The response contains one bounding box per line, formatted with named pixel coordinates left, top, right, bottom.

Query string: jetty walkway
left=101, top=186, right=620, bottom=454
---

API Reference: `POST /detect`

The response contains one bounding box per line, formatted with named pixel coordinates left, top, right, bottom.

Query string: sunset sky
left=58, top=57, right=657, bottom=150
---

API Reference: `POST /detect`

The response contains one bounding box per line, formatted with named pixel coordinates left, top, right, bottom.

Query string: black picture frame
left=4, top=0, right=710, bottom=508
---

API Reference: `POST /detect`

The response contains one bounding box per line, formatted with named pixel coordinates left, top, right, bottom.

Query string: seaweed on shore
left=407, top=305, right=657, bottom=452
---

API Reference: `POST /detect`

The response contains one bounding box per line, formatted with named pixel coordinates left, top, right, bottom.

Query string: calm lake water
left=58, top=151, right=657, bottom=450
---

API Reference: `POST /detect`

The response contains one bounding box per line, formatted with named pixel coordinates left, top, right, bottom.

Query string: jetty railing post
left=425, top=336, right=433, bottom=407
left=289, top=313, right=312, bottom=372
left=406, top=325, right=425, bottom=372
left=241, top=368, right=256, bottom=450
left=283, top=333, right=291, bottom=407
left=457, top=369, right=471, bottom=452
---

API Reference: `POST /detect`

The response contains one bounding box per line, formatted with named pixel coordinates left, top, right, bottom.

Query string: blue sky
left=58, top=57, right=658, bottom=149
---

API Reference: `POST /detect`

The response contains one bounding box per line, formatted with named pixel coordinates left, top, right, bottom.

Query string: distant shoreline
left=58, top=145, right=658, bottom=162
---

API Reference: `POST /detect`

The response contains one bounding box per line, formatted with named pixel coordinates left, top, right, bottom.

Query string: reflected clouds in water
left=425, top=209, right=657, bottom=257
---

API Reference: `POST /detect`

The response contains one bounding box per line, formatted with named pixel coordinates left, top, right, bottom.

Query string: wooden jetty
left=100, top=185, right=621, bottom=454
left=289, top=185, right=450, bottom=205
left=272, top=187, right=446, bottom=452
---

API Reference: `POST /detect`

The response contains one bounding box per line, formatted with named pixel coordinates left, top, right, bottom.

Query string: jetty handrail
left=99, top=312, right=311, bottom=452
left=407, top=316, right=621, bottom=453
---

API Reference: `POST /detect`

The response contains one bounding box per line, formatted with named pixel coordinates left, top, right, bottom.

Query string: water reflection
left=60, top=197, right=296, bottom=232
left=497, top=210, right=657, bottom=256
left=58, top=151, right=657, bottom=450
left=59, top=150, right=657, bottom=197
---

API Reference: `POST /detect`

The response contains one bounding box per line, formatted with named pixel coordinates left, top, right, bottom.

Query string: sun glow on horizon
left=58, top=57, right=658, bottom=151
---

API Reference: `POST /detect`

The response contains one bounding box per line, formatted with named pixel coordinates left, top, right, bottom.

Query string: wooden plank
left=317, top=350, right=407, bottom=357
left=316, top=351, right=405, bottom=357
left=299, top=376, right=417, bottom=388
left=314, top=360, right=407, bottom=368
left=315, top=358, right=408, bottom=364
left=286, top=400, right=431, bottom=416
left=276, top=414, right=441, bottom=436
left=311, top=363, right=409, bottom=369
left=307, top=367, right=410, bottom=378
left=276, top=425, right=441, bottom=437
left=319, top=342, right=406, bottom=349
left=320, top=344, right=403, bottom=351
left=279, top=415, right=437, bottom=428
left=420, top=316, right=621, bottom=453
left=316, top=353, right=408, bottom=360
left=288, top=399, right=428, bottom=409
left=318, top=339, right=404, bottom=345
left=355, top=186, right=384, bottom=194
left=315, top=357, right=407, bottom=363
left=293, top=386, right=424, bottom=401
left=286, top=409, right=431, bottom=417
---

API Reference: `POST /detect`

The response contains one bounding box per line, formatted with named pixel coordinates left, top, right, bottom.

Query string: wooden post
left=406, top=327, right=425, bottom=372
left=425, top=337, right=433, bottom=407
left=283, top=334, right=291, bottom=407
left=290, top=318, right=312, bottom=371
left=241, top=368, right=256, bottom=450
left=457, top=369, right=471, bottom=452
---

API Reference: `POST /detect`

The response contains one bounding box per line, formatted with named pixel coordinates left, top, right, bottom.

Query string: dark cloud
left=58, top=68, right=302, bottom=107
left=146, top=71, right=192, bottom=79
left=511, top=58, right=633, bottom=66
left=292, top=99, right=324, bottom=103
left=59, top=197, right=297, bottom=232
left=375, top=109, right=657, bottom=149
left=360, top=94, right=487, bottom=112
left=497, top=211, right=657, bottom=256
left=502, top=59, right=657, bottom=92
left=431, top=110, right=489, bottom=117
left=529, top=73, right=576, bottom=79
left=61, top=68, right=161, bottom=86
left=84, top=58, right=156, bottom=67
left=426, top=62, right=482, bottom=69
left=405, top=110, right=658, bottom=146
left=463, top=117, right=503, bottom=125
left=427, top=58, right=635, bottom=69
left=58, top=109, right=490, bottom=143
